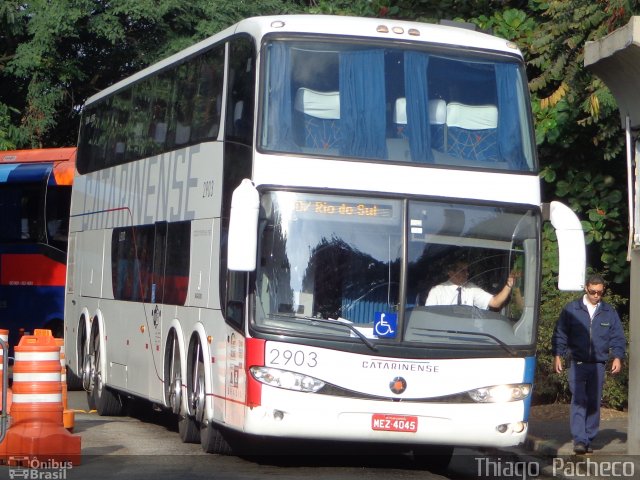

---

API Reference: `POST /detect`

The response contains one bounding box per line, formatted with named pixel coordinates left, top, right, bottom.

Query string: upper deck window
left=260, top=39, right=536, bottom=172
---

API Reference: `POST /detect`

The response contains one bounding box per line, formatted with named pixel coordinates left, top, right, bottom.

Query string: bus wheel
left=165, top=330, right=199, bottom=443
left=88, top=325, right=123, bottom=416
left=66, top=365, right=83, bottom=391
left=186, top=337, right=206, bottom=424
left=67, top=317, right=88, bottom=391
left=178, top=415, right=199, bottom=444
left=200, top=420, right=232, bottom=455
left=164, top=330, right=182, bottom=415
left=186, top=336, right=231, bottom=454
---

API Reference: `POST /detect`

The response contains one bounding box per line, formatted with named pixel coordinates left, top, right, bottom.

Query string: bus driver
left=425, top=259, right=514, bottom=310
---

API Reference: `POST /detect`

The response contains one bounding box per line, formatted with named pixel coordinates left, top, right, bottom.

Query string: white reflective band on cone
left=13, top=372, right=61, bottom=382
left=12, top=393, right=63, bottom=403
left=14, top=351, right=60, bottom=361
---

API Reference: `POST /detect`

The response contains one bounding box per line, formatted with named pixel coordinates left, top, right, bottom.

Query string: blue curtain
left=495, top=63, right=528, bottom=170
left=404, top=52, right=433, bottom=163
left=339, top=50, right=387, bottom=159
left=264, top=43, right=299, bottom=152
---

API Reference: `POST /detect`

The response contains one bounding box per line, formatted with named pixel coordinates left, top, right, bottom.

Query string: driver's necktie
left=456, top=286, right=462, bottom=305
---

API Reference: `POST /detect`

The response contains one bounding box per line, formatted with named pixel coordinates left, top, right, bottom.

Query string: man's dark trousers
left=569, top=361, right=606, bottom=447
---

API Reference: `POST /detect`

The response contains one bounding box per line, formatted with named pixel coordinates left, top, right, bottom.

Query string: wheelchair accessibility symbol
left=374, top=312, right=397, bottom=338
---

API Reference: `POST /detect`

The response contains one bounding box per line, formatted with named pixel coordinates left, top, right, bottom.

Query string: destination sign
left=293, top=200, right=395, bottom=219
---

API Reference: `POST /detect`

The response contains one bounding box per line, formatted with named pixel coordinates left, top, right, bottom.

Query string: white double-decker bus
left=65, top=15, right=585, bottom=465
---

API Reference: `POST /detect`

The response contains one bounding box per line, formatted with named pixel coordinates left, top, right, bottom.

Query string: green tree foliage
left=0, top=0, right=299, bottom=148
left=524, top=0, right=635, bottom=286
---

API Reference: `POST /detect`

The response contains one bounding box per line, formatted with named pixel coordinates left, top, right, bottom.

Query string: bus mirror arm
left=548, top=201, right=586, bottom=291
left=227, top=179, right=259, bottom=272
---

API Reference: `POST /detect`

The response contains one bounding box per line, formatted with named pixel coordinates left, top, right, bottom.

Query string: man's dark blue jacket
left=552, top=298, right=626, bottom=363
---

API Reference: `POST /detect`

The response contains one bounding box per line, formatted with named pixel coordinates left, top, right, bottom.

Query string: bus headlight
left=250, top=366, right=325, bottom=393
left=467, top=384, right=531, bottom=403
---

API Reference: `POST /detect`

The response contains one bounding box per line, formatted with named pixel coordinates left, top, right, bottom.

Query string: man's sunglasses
left=587, top=288, right=605, bottom=296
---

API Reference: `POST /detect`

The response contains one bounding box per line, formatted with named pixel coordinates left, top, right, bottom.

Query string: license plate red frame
left=371, top=414, right=418, bottom=432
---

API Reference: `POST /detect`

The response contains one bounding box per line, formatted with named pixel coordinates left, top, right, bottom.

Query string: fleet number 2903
left=268, top=348, right=318, bottom=368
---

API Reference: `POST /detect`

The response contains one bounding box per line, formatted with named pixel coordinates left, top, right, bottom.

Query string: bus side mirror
left=548, top=201, right=586, bottom=291
left=227, top=179, right=259, bottom=271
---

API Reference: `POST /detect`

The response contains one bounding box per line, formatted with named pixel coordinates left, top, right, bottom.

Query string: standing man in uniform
left=552, top=274, right=626, bottom=455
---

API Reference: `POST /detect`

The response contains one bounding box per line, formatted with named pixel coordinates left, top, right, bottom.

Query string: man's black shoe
left=574, top=442, right=587, bottom=454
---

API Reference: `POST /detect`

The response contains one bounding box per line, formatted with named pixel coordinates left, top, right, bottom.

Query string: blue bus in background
left=0, top=148, right=75, bottom=350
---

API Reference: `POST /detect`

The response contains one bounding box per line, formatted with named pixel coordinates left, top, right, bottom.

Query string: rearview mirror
left=549, top=201, right=586, bottom=291
left=227, top=179, right=259, bottom=271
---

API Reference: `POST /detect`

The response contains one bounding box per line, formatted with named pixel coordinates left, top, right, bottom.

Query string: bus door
left=127, top=221, right=167, bottom=397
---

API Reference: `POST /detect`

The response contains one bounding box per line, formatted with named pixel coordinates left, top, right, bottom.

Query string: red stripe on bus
left=209, top=392, right=247, bottom=406
left=0, top=254, right=66, bottom=286
left=245, top=337, right=265, bottom=408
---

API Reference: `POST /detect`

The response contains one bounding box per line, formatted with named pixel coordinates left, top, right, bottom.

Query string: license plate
left=371, top=414, right=418, bottom=432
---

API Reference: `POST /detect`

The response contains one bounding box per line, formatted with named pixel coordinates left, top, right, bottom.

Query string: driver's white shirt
left=425, top=280, right=493, bottom=310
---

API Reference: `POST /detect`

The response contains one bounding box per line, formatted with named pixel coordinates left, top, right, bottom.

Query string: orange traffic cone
left=4, top=334, right=81, bottom=467
left=33, top=330, right=74, bottom=431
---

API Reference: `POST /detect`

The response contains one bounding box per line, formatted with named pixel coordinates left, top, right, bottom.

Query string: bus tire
left=92, top=384, right=122, bottom=416
left=164, top=329, right=182, bottom=415
left=178, top=415, right=200, bottom=443
left=66, top=366, right=83, bottom=391
left=200, top=421, right=232, bottom=455
left=186, top=335, right=206, bottom=423
left=89, top=324, right=123, bottom=416
left=75, top=315, right=90, bottom=392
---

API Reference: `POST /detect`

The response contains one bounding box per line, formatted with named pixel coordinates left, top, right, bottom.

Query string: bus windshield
left=254, top=191, right=539, bottom=349
left=260, top=38, right=535, bottom=172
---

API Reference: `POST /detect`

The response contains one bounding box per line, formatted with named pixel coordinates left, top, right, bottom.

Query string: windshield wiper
left=413, top=327, right=517, bottom=356
left=304, top=316, right=378, bottom=352
left=267, top=313, right=378, bottom=352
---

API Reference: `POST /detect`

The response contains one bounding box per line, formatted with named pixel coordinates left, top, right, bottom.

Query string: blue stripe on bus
left=0, top=163, right=53, bottom=184
left=523, top=356, right=536, bottom=422
left=0, top=164, right=18, bottom=182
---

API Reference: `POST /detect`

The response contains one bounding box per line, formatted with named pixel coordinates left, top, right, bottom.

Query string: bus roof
left=236, top=15, right=522, bottom=55
left=0, top=148, right=76, bottom=186
left=84, top=15, right=523, bottom=106
left=0, top=147, right=77, bottom=164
